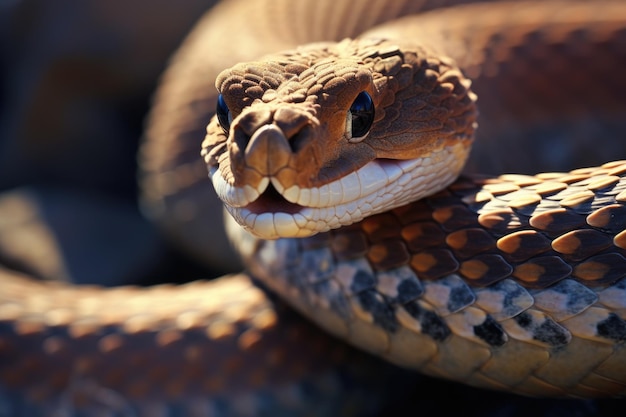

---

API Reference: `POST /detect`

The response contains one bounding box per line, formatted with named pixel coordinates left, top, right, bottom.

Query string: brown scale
left=551, top=229, right=613, bottom=261
left=459, top=254, right=512, bottom=286
left=614, top=231, right=626, bottom=250
left=361, top=212, right=403, bottom=242
left=587, top=204, right=626, bottom=233
left=573, top=253, right=626, bottom=284
left=431, top=204, right=481, bottom=231
left=480, top=182, right=521, bottom=196
left=366, top=239, right=411, bottom=271
left=559, top=190, right=596, bottom=210
left=445, top=228, right=495, bottom=259
left=587, top=175, right=621, bottom=191
left=477, top=208, right=529, bottom=235
left=527, top=181, right=568, bottom=196
left=409, top=249, right=459, bottom=281
left=498, top=174, right=543, bottom=187
left=511, top=256, right=573, bottom=288
left=329, top=229, right=369, bottom=261
left=400, top=221, right=446, bottom=251
left=496, top=230, right=552, bottom=262
left=529, top=208, right=587, bottom=236
left=391, top=199, right=434, bottom=224
left=509, top=197, right=544, bottom=218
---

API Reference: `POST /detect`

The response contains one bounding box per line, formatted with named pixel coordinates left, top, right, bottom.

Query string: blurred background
left=0, top=0, right=221, bottom=286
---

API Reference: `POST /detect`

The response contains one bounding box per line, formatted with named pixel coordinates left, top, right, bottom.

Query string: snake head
left=202, top=39, right=477, bottom=239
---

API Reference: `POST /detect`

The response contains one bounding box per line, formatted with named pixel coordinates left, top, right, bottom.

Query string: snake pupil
left=350, top=91, right=374, bottom=139
left=216, top=94, right=231, bottom=133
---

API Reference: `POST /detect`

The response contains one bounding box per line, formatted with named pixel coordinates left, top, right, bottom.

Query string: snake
left=2, top=0, right=626, bottom=415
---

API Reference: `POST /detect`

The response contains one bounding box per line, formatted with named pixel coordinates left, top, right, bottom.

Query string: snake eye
left=348, top=91, right=374, bottom=142
left=216, top=94, right=231, bottom=133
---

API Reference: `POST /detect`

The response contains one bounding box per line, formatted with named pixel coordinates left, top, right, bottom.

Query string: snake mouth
left=245, top=183, right=304, bottom=215
left=213, top=143, right=468, bottom=239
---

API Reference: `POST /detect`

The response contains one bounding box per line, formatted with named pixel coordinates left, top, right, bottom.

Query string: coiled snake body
left=2, top=0, right=626, bottom=415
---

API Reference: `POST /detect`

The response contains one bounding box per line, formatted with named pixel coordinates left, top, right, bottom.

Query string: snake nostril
left=274, top=107, right=313, bottom=153
left=230, top=108, right=275, bottom=154
left=233, top=127, right=252, bottom=156
left=286, top=125, right=311, bottom=153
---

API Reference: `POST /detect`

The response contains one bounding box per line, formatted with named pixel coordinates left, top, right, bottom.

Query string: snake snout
left=231, top=106, right=315, bottom=178
left=242, top=124, right=291, bottom=177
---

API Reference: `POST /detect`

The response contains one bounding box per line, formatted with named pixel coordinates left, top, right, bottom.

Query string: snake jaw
left=213, top=141, right=469, bottom=239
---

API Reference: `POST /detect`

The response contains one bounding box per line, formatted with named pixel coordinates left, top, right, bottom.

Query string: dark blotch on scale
left=403, top=301, right=451, bottom=341
left=514, top=312, right=570, bottom=347
left=597, top=313, right=626, bottom=342
left=396, top=278, right=424, bottom=304
left=446, top=284, right=476, bottom=313
left=473, top=316, right=507, bottom=347
left=351, top=270, right=377, bottom=293
left=356, top=290, right=399, bottom=332
left=534, top=320, right=570, bottom=346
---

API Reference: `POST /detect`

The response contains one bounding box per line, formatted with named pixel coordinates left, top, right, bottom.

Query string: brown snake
left=2, top=0, right=626, bottom=415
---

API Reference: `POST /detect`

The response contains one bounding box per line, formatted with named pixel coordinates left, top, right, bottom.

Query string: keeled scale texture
left=237, top=161, right=626, bottom=397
